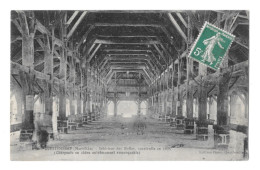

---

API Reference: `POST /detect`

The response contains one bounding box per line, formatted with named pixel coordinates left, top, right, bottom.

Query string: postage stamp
left=188, top=22, right=235, bottom=70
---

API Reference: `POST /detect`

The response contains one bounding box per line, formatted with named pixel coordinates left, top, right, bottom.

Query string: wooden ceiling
left=11, top=10, right=249, bottom=88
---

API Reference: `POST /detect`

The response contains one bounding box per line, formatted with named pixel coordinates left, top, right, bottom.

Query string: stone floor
left=10, top=116, right=247, bottom=161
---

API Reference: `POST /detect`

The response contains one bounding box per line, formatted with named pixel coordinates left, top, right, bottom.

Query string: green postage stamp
left=188, top=22, right=235, bottom=70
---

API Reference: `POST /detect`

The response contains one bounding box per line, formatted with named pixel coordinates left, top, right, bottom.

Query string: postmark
left=188, top=22, right=235, bottom=70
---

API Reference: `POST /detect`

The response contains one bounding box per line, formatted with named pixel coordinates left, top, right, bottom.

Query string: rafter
left=167, top=13, right=187, bottom=42
left=86, top=43, right=102, bottom=62
left=67, top=11, right=88, bottom=40
left=66, top=11, right=79, bottom=26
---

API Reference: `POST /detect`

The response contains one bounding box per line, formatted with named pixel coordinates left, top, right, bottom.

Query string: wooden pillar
left=216, top=12, right=234, bottom=127
left=18, top=11, right=35, bottom=130
left=59, top=83, right=66, bottom=120
left=137, top=99, right=141, bottom=115
left=82, top=63, right=88, bottom=114
left=186, top=16, right=194, bottom=119
left=59, top=40, right=67, bottom=120
left=198, top=64, right=207, bottom=121
left=87, top=92, right=91, bottom=114
left=172, top=88, right=177, bottom=117
left=114, top=97, right=117, bottom=117
left=186, top=58, right=193, bottom=119
left=69, top=91, right=74, bottom=115
left=177, top=59, right=182, bottom=117
left=19, top=71, right=35, bottom=130
left=44, top=34, right=53, bottom=116
left=82, top=91, right=87, bottom=114
left=171, top=65, right=176, bottom=117
left=217, top=71, right=230, bottom=126
left=58, top=15, right=67, bottom=120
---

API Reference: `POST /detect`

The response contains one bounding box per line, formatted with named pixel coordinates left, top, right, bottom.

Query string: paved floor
left=10, top=116, right=247, bottom=161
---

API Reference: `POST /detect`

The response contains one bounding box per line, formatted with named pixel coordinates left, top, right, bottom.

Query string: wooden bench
left=196, top=120, right=209, bottom=141
left=158, top=114, right=164, bottom=121
left=170, top=117, right=177, bottom=127
left=213, top=125, right=230, bottom=149
left=165, top=116, right=171, bottom=123
left=196, top=127, right=209, bottom=141
left=19, top=129, right=34, bottom=142
left=57, top=120, right=68, bottom=134
left=67, top=120, right=77, bottom=130
left=40, top=125, right=54, bottom=140
left=176, top=117, right=185, bottom=130
left=184, top=118, right=195, bottom=134
left=214, top=133, right=230, bottom=149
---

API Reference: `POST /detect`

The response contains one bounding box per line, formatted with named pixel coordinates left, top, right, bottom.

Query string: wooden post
left=171, top=65, right=176, bottom=117
left=198, top=64, right=207, bottom=121
left=69, top=91, right=74, bottom=115
left=114, top=72, right=117, bottom=117
left=44, top=34, right=53, bottom=116
left=216, top=15, right=232, bottom=126
left=186, top=58, right=194, bottom=119
left=186, top=16, right=194, bottom=119
left=217, top=71, right=230, bottom=126
left=17, top=11, right=36, bottom=131
left=177, top=59, right=182, bottom=117
left=58, top=14, right=67, bottom=121
left=114, top=98, right=117, bottom=117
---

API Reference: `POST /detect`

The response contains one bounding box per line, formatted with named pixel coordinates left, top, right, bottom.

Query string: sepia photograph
left=9, top=9, right=249, bottom=161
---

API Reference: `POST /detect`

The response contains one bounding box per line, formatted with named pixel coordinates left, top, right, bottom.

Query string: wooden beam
left=66, top=11, right=79, bottom=26
left=167, top=13, right=187, bottom=42
left=94, top=23, right=161, bottom=27
left=186, top=11, right=203, bottom=30
left=11, top=19, right=23, bottom=34
left=67, top=11, right=87, bottom=40
left=34, top=60, right=44, bottom=67
left=153, top=44, right=167, bottom=64
left=95, top=39, right=159, bottom=45
left=86, top=43, right=101, bottom=62
left=76, top=25, right=95, bottom=49
left=176, top=12, right=188, bottom=28
left=35, top=19, right=51, bottom=35
left=16, top=11, right=29, bottom=36
left=11, top=61, right=50, bottom=80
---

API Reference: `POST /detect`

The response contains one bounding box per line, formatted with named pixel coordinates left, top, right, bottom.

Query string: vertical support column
left=69, top=92, right=74, bottom=115
left=58, top=14, right=67, bottom=122
left=137, top=99, right=141, bottom=115
left=186, top=16, right=194, bottom=119
left=196, top=63, right=208, bottom=140
left=82, top=66, right=87, bottom=115
left=17, top=11, right=35, bottom=133
left=114, top=72, right=117, bottom=117
left=42, top=16, right=54, bottom=117
left=215, top=56, right=231, bottom=148
left=114, top=98, right=117, bottom=117
left=177, top=59, right=182, bottom=117
left=198, top=64, right=207, bottom=121
left=171, top=65, right=176, bottom=118
left=186, top=58, right=193, bottom=119
left=217, top=71, right=230, bottom=126
left=216, top=11, right=230, bottom=127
